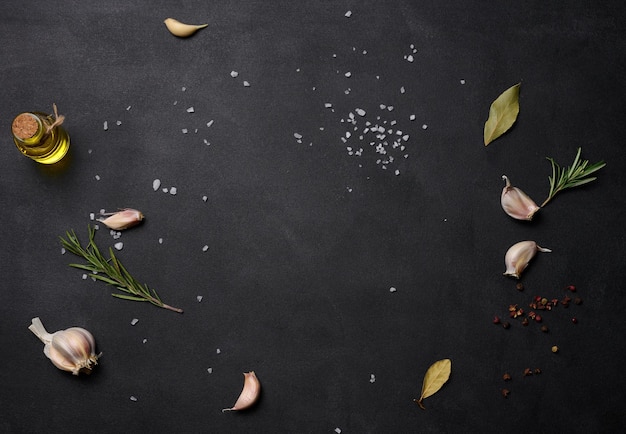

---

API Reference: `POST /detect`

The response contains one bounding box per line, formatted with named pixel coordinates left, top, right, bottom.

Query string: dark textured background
left=1, top=1, right=625, bottom=433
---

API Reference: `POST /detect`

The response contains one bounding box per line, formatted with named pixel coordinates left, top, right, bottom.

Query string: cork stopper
left=12, top=113, right=40, bottom=140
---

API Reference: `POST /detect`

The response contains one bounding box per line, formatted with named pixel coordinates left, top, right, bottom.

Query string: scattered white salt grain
left=243, top=81, right=250, bottom=87
left=355, top=108, right=366, bottom=117
left=216, top=349, right=221, bottom=354
left=116, top=120, right=122, bottom=126
left=197, top=296, right=203, bottom=302
left=400, top=86, right=405, bottom=94
left=89, top=213, right=95, bottom=220
left=88, top=149, right=93, bottom=154
left=152, top=179, right=161, bottom=191
left=103, top=121, right=108, bottom=130
left=379, top=104, right=386, bottom=110
left=370, top=374, right=376, bottom=383
left=362, top=50, right=367, bottom=55
left=204, top=139, right=211, bottom=145
left=387, top=106, right=394, bottom=111
left=187, top=107, right=195, bottom=113
left=202, top=245, right=209, bottom=252
left=131, top=318, right=139, bottom=326
left=335, top=428, right=342, bottom=434
left=181, top=86, right=186, bottom=92
left=230, top=71, right=239, bottom=78
left=324, top=102, right=333, bottom=108
left=61, top=247, right=66, bottom=255
left=202, top=195, right=208, bottom=202
left=158, top=238, right=163, bottom=244
left=294, top=132, right=303, bottom=139
left=182, top=128, right=188, bottom=134
left=422, top=124, right=428, bottom=130
left=142, top=339, right=148, bottom=344
left=114, top=242, right=124, bottom=250
left=410, top=114, right=416, bottom=121
left=207, top=368, right=213, bottom=374
left=130, top=396, right=138, bottom=402
left=460, top=79, right=466, bottom=85
left=173, top=100, right=178, bottom=105
left=207, top=120, right=214, bottom=127
left=95, top=175, right=100, bottom=181
left=389, top=287, right=397, bottom=293
left=406, top=54, right=414, bottom=62
left=344, top=10, right=352, bottom=17
left=346, top=187, right=353, bottom=192
left=82, top=274, right=88, bottom=280
left=169, top=187, right=177, bottom=195
left=344, top=72, right=352, bottom=78
left=395, top=169, right=400, bottom=176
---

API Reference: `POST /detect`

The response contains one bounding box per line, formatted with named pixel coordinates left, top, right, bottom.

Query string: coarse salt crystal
left=170, top=187, right=177, bottom=195
left=243, top=81, right=250, bottom=87
left=207, top=120, right=214, bottom=127
left=395, top=169, right=400, bottom=176
left=89, top=213, right=95, bottom=220
left=389, top=287, right=397, bottom=292
left=370, top=374, right=376, bottom=383
left=294, top=133, right=303, bottom=139
left=407, top=54, right=414, bottom=62
left=202, top=195, right=208, bottom=202
left=410, top=114, right=416, bottom=121
left=116, top=120, right=122, bottom=126
left=142, top=339, right=148, bottom=344
left=82, top=274, right=88, bottom=280
left=422, top=124, right=428, bottom=129
left=230, top=71, right=239, bottom=78
left=131, top=318, right=139, bottom=326
left=61, top=247, right=66, bottom=255
left=130, top=396, right=138, bottom=402
left=181, top=86, right=186, bottom=91
left=153, top=179, right=161, bottom=191
left=400, top=86, right=405, bottom=94
left=158, top=238, right=163, bottom=244
left=126, top=105, right=132, bottom=111
left=345, top=10, right=352, bottom=17
left=187, top=107, right=194, bottom=113
left=182, top=128, right=188, bottom=134
left=207, top=367, right=213, bottom=373
left=95, top=175, right=100, bottom=181
left=460, top=79, right=466, bottom=84
left=103, top=121, right=108, bottom=130
left=114, top=242, right=124, bottom=250
left=197, top=296, right=203, bottom=302
left=162, top=187, right=168, bottom=193
left=216, top=348, right=221, bottom=354
left=356, top=108, right=366, bottom=116
left=202, top=245, right=209, bottom=252
left=324, top=103, right=333, bottom=108
left=344, top=72, right=352, bottom=77
left=335, top=428, right=342, bottom=434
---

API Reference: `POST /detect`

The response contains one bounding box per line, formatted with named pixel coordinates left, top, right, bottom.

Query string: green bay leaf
left=483, top=83, right=521, bottom=146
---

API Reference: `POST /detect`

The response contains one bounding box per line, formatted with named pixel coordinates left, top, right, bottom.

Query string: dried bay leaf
left=414, top=358, right=451, bottom=410
left=483, top=83, right=521, bottom=146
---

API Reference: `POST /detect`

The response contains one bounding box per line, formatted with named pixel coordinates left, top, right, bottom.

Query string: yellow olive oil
left=12, top=111, right=70, bottom=164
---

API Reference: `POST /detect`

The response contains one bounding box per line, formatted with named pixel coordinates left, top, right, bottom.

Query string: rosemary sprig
left=541, top=147, right=606, bottom=208
left=60, top=225, right=183, bottom=313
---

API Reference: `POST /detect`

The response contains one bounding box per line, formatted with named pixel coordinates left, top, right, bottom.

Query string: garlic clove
left=163, top=18, right=208, bottom=38
left=29, top=317, right=101, bottom=375
left=501, top=175, right=540, bottom=221
left=503, top=241, right=551, bottom=279
left=222, top=371, right=261, bottom=412
left=98, top=208, right=144, bottom=230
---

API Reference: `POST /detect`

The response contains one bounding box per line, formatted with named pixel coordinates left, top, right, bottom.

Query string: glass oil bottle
left=11, top=105, right=70, bottom=164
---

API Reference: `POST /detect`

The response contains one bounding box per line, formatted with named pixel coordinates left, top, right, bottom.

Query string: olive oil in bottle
left=11, top=104, right=70, bottom=164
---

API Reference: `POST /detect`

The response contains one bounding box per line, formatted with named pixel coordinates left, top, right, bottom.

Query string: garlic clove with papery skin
left=503, top=241, right=551, bottom=279
left=501, top=175, right=540, bottom=221
left=222, top=371, right=261, bottom=412
left=29, top=317, right=101, bottom=375
left=98, top=208, right=144, bottom=230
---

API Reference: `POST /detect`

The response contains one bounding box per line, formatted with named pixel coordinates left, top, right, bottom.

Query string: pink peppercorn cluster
left=492, top=284, right=582, bottom=330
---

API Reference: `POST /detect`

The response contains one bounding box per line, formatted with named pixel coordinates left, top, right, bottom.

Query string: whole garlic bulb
left=29, top=317, right=101, bottom=375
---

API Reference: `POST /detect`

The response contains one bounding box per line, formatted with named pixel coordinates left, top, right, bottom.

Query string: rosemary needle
left=541, top=147, right=606, bottom=208
left=60, top=225, right=183, bottom=313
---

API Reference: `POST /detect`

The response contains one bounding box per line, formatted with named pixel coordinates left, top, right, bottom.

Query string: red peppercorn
left=502, top=321, right=511, bottom=329
left=567, top=285, right=576, bottom=292
left=534, top=315, right=542, bottom=323
left=572, top=317, right=578, bottom=324
left=493, top=316, right=501, bottom=324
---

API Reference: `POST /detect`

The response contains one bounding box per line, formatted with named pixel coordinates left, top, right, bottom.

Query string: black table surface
left=2, top=1, right=625, bottom=433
